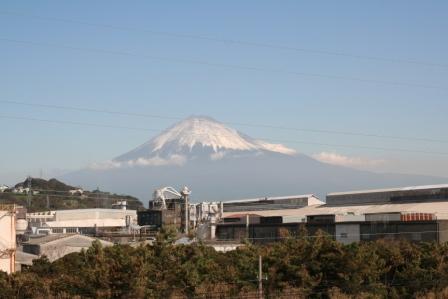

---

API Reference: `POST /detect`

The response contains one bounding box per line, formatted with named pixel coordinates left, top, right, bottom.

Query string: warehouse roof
left=15, top=250, right=38, bottom=266
left=25, top=234, right=113, bottom=247
left=224, top=194, right=317, bottom=204
left=26, top=234, right=77, bottom=245
left=328, top=184, right=448, bottom=197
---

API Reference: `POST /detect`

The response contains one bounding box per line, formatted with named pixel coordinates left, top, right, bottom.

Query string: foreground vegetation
left=2, top=229, right=448, bottom=298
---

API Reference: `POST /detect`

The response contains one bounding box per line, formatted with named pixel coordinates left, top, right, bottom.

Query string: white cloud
left=210, top=151, right=226, bottom=161
left=312, top=152, right=385, bottom=169
left=88, top=155, right=186, bottom=170
left=88, top=160, right=123, bottom=170
left=254, top=140, right=297, bottom=156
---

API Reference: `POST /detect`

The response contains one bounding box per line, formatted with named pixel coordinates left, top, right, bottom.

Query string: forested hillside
left=0, top=178, right=144, bottom=212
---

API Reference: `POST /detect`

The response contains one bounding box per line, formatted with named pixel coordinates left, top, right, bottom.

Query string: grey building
left=23, top=234, right=113, bottom=262
left=216, top=184, right=448, bottom=245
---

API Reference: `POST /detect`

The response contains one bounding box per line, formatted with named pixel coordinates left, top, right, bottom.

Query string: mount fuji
left=113, top=116, right=296, bottom=167
left=63, top=116, right=446, bottom=204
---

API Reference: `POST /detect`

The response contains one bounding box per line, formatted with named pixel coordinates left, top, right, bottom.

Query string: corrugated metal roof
left=224, top=194, right=316, bottom=204
left=15, top=250, right=38, bottom=265
left=26, top=234, right=76, bottom=245
left=222, top=201, right=448, bottom=220
left=25, top=234, right=113, bottom=246
left=224, top=213, right=262, bottom=218
left=327, top=184, right=448, bottom=197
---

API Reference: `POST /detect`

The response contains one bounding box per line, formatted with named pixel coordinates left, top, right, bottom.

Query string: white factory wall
left=335, top=214, right=366, bottom=222
left=0, top=210, right=16, bottom=273
left=54, top=209, right=137, bottom=222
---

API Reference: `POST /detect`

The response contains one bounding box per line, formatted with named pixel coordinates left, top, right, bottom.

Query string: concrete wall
left=39, top=236, right=112, bottom=262
left=335, top=215, right=365, bottom=222
left=438, top=221, right=448, bottom=243
left=0, top=210, right=16, bottom=273
left=55, top=209, right=137, bottom=221
left=365, top=213, right=401, bottom=222
left=360, top=221, right=438, bottom=242
left=336, top=224, right=360, bottom=244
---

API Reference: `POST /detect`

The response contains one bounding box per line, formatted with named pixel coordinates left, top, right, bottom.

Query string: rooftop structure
left=223, top=194, right=323, bottom=212
left=326, top=184, right=448, bottom=205
left=27, top=208, right=137, bottom=235
left=23, top=234, right=113, bottom=262
left=15, top=250, right=38, bottom=272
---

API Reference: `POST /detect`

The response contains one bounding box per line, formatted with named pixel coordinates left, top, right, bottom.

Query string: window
left=340, top=233, right=348, bottom=238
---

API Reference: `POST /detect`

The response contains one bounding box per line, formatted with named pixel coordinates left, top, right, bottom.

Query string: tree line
left=2, top=228, right=448, bottom=298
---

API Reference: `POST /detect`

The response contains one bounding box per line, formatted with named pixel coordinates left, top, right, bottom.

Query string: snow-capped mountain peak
left=151, top=116, right=258, bottom=153
left=110, top=116, right=296, bottom=168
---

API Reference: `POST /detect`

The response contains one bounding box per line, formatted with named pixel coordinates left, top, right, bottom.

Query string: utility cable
left=1, top=37, right=446, bottom=91
left=0, top=114, right=447, bottom=156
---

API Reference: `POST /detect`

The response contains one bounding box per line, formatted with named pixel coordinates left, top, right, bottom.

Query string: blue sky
left=1, top=1, right=447, bottom=184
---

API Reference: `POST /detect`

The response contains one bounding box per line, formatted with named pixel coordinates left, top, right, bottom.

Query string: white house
left=68, top=189, right=84, bottom=196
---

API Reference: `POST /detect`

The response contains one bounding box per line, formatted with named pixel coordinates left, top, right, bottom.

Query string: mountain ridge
left=63, top=116, right=447, bottom=204
left=113, top=116, right=297, bottom=166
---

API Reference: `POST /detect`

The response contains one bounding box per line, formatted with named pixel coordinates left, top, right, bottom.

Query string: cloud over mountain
left=312, top=152, right=385, bottom=169
left=64, top=116, right=445, bottom=203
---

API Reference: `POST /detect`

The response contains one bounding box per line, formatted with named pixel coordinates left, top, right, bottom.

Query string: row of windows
left=51, top=228, right=79, bottom=234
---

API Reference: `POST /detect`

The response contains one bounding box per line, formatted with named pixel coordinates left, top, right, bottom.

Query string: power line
left=214, top=228, right=448, bottom=242
left=1, top=99, right=447, bottom=144
left=0, top=114, right=447, bottom=156
left=1, top=37, right=446, bottom=91
left=0, top=192, right=130, bottom=202
left=1, top=10, right=447, bottom=69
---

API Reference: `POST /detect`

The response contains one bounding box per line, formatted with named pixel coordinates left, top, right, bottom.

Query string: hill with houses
left=0, top=177, right=144, bottom=212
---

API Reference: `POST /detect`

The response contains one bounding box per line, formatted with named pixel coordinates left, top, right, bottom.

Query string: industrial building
left=215, top=184, right=448, bottom=245
left=27, top=206, right=137, bottom=235
left=223, top=194, right=323, bottom=213
left=138, top=186, right=193, bottom=233
left=22, top=234, right=113, bottom=262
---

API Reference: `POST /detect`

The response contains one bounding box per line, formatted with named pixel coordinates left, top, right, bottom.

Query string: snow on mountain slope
left=108, top=116, right=296, bottom=168
left=151, top=116, right=258, bottom=152
left=66, top=116, right=447, bottom=202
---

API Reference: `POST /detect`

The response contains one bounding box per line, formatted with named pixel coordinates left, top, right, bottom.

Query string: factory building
left=27, top=206, right=137, bottom=236
left=22, top=234, right=113, bottom=262
left=215, top=184, right=448, bottom=245
left=223, top=194, right=322, bottom=213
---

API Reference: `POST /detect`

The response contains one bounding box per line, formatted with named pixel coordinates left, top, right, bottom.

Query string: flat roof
left=327, top=184, right=448, bottom=197
left=25, top=234, right=114, bottom=246
left=55, top=208, right=136, bottom=214
left=224, top=194, right=316, bottom=204
left=43, top=219, right=126, bottom=228
left=26, top=234, right=76, bottom=245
